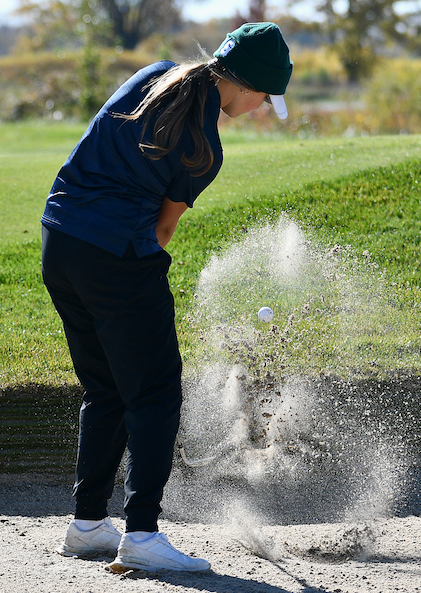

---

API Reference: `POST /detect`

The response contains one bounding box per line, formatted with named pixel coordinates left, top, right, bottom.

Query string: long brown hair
left=119, top=61, right=216, bottom=176
left=117, top=57, right=250, bottom=176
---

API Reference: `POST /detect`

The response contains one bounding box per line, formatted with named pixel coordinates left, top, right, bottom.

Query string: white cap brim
left=270, top=94, right=288, bottom=120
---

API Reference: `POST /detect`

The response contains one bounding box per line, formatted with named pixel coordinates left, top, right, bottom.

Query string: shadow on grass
left=0, top=383, right=83, bottom=476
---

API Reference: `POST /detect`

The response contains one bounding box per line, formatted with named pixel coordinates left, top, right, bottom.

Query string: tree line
left=6, top=0, right=421, bottom=83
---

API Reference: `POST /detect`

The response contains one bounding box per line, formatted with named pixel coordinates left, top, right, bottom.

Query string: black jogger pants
left=41, top=226, right=182, bottom=532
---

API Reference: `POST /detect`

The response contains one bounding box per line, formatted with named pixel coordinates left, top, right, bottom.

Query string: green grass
left=0, top=122, right=420, bottom=387
left=172, top=157, right=421, bottom=380
left=0, top=122, right=86, bottom=241
left=195, top=132, right=421, bottom=210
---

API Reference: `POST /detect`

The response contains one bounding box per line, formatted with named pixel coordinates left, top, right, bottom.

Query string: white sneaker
left=106, top=532, right=210, bottom=573
left=56, top=517, right=122, bottom=557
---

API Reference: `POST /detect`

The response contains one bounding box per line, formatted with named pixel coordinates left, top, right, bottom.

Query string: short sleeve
left=165, top=150, right=222, bottom=208
left=163, top=81, right=223, bottom=207
left=166, top=165, right=196, bottom=207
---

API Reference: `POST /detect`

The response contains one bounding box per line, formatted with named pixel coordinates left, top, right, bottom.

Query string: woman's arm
left=156, top=196, right=188, bottom=248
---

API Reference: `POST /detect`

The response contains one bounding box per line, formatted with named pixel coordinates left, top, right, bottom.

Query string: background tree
left=402, top=1, right=421, bottom=55
left=14, top=0, right=82, bottom=52
left=14, top=0, right=184, bottom=52
left=232, top=0, right=267, bottom=30
left=95, top=0, right=183, bottom=49
left=315, top=0, right=413, bottom=82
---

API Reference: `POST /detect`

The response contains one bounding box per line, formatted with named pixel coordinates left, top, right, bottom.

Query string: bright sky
left=0, top=0, right=315, bottom=26
left=183, top=0, right=262, bottom=21
left=0, top=1, right=256, bottom=25
left=0, top=0, right=418, bottom=26
left=182, top=0, right=318, bottom=21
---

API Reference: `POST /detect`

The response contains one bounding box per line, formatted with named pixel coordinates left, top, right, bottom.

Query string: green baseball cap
left=213, top=22, right=293, bottom=97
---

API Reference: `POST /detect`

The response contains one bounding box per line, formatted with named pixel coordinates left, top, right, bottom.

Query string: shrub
left=363, top=58, right=421, bottom=134
left=0, top=48, right=150, bottom=122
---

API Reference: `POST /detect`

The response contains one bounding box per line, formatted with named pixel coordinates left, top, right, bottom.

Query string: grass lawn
left=195, top=132, right=421, bottom=210
left=0, top=122, right=420, bottom=387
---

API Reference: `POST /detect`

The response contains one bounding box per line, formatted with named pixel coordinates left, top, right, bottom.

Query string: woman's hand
left=156, top=196, right=188, bottom=248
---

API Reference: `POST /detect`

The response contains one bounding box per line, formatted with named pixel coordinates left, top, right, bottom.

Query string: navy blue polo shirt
left=41, top=61, right=223, bottom=257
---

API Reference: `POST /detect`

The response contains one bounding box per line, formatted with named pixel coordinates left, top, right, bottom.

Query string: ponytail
left=120, top=62, right=215, bottom=176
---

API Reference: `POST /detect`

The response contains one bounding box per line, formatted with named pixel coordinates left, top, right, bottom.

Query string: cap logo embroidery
left=220, top=39, right=235, bottom=56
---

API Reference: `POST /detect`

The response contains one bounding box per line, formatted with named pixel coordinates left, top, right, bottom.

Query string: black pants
left=41, top=226, right=182, bottom=532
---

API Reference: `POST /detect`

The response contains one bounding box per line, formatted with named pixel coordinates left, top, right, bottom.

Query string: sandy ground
left=1, top=479, right=420, bottom=593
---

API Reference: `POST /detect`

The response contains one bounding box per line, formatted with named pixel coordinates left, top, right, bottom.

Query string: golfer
left=42, top=22, right=293, bottom=573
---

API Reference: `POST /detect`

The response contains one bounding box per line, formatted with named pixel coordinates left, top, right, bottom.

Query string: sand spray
left=163, top=214, right=419, bottom=559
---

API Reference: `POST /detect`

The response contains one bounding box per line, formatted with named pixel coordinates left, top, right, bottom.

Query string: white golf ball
left=258, top=306, right=274, bottom=322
